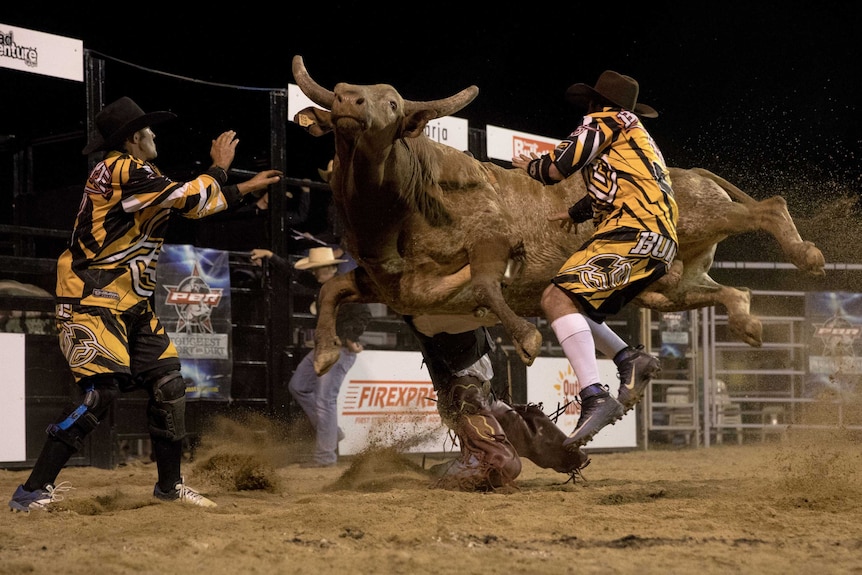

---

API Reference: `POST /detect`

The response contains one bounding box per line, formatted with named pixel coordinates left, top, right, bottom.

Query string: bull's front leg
left=469, top=241, right=542, bottom=366
left=313, top=271, right=366, bottom=375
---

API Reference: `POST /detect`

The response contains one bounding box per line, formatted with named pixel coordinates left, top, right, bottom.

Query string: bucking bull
left=290, top=55, right=825, bottom=490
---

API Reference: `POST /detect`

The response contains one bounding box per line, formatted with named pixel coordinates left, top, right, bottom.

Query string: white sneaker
left=153, top=477, right=217, bottom=508
left=8, top=481, right=74, bottom=512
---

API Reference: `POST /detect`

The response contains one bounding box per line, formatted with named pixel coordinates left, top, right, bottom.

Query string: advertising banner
left=485, top=124, right=559, bottom=163
left=338, top=350, right=453, bottom=456
left=0, top=23, right=83, bottom=82
left=0, top=333, right=26, bottom=462
left=420, top=115, right=469, bottom=151
left=155, top=244, right=233, bottom=400
left=805, top=291, right=862, bottom=396
left=659, top=311, right=691, bottom=359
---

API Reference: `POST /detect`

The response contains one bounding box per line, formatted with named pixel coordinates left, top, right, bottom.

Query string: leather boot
left=490, top=401, right=590, bottom=476
left=432, top=374, right=521, bottom=491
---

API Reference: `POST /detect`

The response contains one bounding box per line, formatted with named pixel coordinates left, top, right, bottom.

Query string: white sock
left=585, top=316, right=627, bottom=360
left=550, top=314, right=601, bottom=388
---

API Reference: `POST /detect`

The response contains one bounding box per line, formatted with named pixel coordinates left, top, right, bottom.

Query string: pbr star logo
left=814, top=314, right=861, bottom=357
left=162, top=264, right=223, bottom=333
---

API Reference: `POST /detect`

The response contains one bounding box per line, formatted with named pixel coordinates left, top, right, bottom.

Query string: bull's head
left=291, top=55, right=479, bottom=139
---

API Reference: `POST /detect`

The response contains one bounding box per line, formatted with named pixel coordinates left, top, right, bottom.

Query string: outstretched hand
left=250, top=248, right=274, bottom=266
left=511, top=152, right=539, bottom=171
left=237, top=169, right=283, bottom=196
left=548, top=211, right=577, bottom=233
left=344, top=339, right=364, bottom=353
left=210, top=130, right=239, bottom=171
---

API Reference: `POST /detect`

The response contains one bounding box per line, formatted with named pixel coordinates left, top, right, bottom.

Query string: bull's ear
left=400, top=109, right=436, bottom=138
left=294, top=107, right=333, bottom=137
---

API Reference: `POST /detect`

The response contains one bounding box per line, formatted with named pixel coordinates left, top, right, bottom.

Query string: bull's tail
left=689, top=167, right=756, bottom=205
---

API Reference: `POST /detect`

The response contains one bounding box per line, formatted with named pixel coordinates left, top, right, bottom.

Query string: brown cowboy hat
left=565, top=70, right=658, bottom=118
left=294, top=246, right=347, bottom=270
left=82, top=96, right=176, bottom=155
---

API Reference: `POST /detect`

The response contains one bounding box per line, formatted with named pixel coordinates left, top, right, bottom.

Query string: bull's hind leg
left=636, top=276, right=762, bottom=347
left=691, top=168, right=825, bottom=276
left=746, top=195, right=825, bottom=276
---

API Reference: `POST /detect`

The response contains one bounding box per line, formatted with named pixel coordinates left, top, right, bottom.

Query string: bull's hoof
left=791, top=241, right=826, bottom=277
left=657, top=259, right=684, bottom=290
left=313, top=346, right=341, bottom=375
left=515, top=326, right=543, bottom=366
left=729, top=314, right=763, bottom=348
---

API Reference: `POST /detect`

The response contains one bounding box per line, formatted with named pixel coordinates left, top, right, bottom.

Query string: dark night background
left=3, top=4, right=860, bottom=242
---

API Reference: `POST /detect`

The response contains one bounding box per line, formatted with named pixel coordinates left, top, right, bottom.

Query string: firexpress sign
left=337, top=350, right=453, bottom=455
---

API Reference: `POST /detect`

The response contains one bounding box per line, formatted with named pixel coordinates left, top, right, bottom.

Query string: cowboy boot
left=431, top=374, right=521, bottom=491
left=490, top=401, right=590, bottom=476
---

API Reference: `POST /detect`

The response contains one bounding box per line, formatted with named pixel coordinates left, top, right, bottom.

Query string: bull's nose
left=336, top=93, right=366, bottom=106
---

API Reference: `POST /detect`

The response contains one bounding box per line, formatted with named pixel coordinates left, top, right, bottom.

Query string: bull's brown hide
left=291, top=55, right=825, bottom=375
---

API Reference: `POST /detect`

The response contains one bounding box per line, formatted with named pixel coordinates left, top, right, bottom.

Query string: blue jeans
left=288, top=348, right=357, bottom=465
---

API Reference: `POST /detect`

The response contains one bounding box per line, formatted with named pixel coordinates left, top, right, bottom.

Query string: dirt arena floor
left=2, top=414, right=860, bottom=575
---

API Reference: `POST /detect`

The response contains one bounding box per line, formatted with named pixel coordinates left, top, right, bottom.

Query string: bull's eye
left=389, top=101, right=397, bottom=111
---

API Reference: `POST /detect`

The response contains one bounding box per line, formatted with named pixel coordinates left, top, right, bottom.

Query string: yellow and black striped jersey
left=56, top=151, right=241, bottom=311
left=551, top=108, right=678, bottom=242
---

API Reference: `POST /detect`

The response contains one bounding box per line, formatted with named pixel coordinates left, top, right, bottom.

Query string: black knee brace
left=47, top=378, right=119, bottom=450
left=146, top=370, right=187, bottom=441
left=403, top=317, right=492, bottom=389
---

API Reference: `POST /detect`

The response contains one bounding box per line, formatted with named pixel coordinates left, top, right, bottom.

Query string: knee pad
left=47, top=378, right=120, bottom=450
left=146, top=370, right=187, bottom=441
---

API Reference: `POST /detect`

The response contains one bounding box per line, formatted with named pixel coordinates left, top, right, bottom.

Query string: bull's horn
left=292, top=55, right=335, bottom=109
left=292, top=55, right=478, bottom=118
left=403, top=85, right=479, bottom=118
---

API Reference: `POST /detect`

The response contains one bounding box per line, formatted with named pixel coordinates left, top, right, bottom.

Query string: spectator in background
left=251, top=246, right=370, bottom=467
left=249, top=179, right=311, bottom=225
left=208, top=177, right=314, bottom=255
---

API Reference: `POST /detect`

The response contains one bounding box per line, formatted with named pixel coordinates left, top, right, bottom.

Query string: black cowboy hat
left=565, top=70, right=658, bottom=118
left=82, top=96, right=176, bottom=155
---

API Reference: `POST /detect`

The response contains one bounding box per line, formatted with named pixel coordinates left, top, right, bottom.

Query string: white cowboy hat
left=294, top=246, right=347, bottom=270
